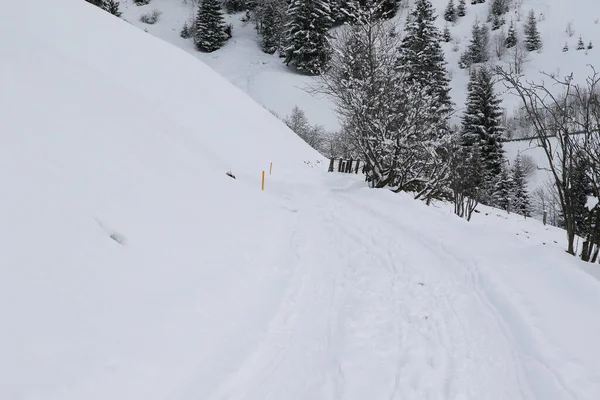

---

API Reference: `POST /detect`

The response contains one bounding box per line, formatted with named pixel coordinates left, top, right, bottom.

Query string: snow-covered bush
left=140, top=9, right=161, bottom=24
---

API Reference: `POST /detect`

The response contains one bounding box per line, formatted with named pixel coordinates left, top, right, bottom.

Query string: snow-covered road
left=205, top=174, right=600, bottom=400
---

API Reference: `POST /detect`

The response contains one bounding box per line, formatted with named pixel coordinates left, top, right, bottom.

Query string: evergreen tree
left=524, top=9, right=542, bottom=51
left=444, top=0, right=457, bottom=22
left=588, top=41, right=593, bottom=50
left=102, top=0, right=122, bottom=17
left=397, top=0, right=453, bottom=131
left=571, top=151, right=592, bottom=235
left=461, top=67, right=505, bottom=191
left=283, top=0, right=333, bottom=75
left=511, top=153, right=531, bottom=216
left=86, top=0, right=105, bottom=7
left=504, top=20, right=517, bottom=48
left=443, top=23, right=452, bottom=42
left=257, top=0, right=286, bottom=54
left=577, top=35, right=585, bottom=50
left=457, top=0, right=466, bottom=17
left=459, top=21, right=489, bottom=68
left=563, top=42, right=569, bottom=52
left=194, top=0, right=228, bottom=53
left=491, top=13, right=504, bottom=30
left=377, top=0, right=400, bottom=20
left=490, top=0, right=508, bottom=17
left=492, top=164, right=513, bottom=210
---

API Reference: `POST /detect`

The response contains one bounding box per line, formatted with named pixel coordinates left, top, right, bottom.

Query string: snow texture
left=2, top=1, right=600, bottom=399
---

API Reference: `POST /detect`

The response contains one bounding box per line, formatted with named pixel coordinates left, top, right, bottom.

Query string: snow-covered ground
left=2, top=0, right=600, bottom=399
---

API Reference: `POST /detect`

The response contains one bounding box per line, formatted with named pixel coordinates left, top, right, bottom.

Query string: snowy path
left=205, top=175, right=600, bottom=400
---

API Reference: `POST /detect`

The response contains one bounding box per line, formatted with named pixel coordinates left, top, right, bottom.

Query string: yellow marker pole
left=261, top=171, right=265, bottom=191
left=269, top=162, right=273, bottom=175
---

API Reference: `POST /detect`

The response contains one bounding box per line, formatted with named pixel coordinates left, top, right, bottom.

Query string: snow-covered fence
left=328, top=158, right=363, bottom=174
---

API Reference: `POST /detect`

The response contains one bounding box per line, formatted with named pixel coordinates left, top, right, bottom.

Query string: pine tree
left=102, top=0, right=122, bottom=17
left=524, top=9, right=542, bottom=51
left=505, top=20, right=517, bottom=48
left=588, top=41, right=593, bottom=50
left=457, top=0, right=466, bottom=17
left=443, top=23, right=452, bottom=42
left=492, top=164, right=513, bottom=210
left=577, top=35, right=585, bottom=50
left=444, top=0, right=457, bottom=22
left=283, top=0, right=333, bottom=75
left=461, top=67, right=505, bottom=192
left=397, top=0, right=453, bottom=130
left=511, top=153, right=531, bottom=216
left=563, top=42, right=569, bottom=52
left=194, top=0, right=228, bottom=52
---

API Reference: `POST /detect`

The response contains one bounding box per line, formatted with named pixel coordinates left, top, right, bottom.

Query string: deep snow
left=2, top=0, right=600, bottom=399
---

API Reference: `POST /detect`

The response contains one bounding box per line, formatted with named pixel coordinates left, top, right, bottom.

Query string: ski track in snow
left=205, top=176, right=598, bottom=400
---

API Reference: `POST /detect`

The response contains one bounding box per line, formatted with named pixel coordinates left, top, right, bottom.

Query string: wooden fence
left=328, top=158, right=364, bottom=174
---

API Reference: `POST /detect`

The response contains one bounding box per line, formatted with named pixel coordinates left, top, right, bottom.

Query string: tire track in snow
left=334, top=190, right=537, bottom=399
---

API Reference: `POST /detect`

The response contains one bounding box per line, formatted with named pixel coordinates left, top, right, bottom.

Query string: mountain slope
left=119, top=0, right=600, bottom=131
left=2, top=1, right=600, bottom=399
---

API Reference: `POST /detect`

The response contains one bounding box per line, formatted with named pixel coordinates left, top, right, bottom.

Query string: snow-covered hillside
left=119, top=0, right=600, bottom=131
left=3, top=0, right=600, bottom=399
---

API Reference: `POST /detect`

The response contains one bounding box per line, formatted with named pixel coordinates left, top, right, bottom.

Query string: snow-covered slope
left=3, top=0, right=600, bottom=399
left=119, top=0, right=600, bottom=131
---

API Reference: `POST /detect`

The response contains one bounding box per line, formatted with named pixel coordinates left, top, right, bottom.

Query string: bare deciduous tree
left=498, top=66, right=600, bottom=260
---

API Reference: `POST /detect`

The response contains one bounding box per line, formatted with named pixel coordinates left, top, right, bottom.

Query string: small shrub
left=224, top=24, right=233, bottom=39
left=180, top=23, right=191, bottom=38
left=134, top=0, right=150, bottom=5
left=140, top=9, right=162, bottom=24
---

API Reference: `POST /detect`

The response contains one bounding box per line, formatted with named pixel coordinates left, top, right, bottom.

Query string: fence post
left=355, top=160, right=360, bottom=174
left=328, top=158, right=335, bottom=172
left=338, top=159, right=343, bottom=172
left=347, top=158, right=353, bottom=173
left=543, top=209, right=547, bottom=225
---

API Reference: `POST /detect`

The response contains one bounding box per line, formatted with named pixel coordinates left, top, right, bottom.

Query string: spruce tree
left=461, top=67, right=505, bottom=186
left=444, top=0, right=457, bottom=22
left=588, top=41, right=593, bottom=50
left=491, top=13, right=504, bottom=30
left=563, top=42, right=569, bottom=52
left=505, top=20, right=517, bottom=48
left=375, top=0, right=400, bottom=20
left=490, top=0, right=508, bottom=17
left=511, top=153, right=531, bottom=216
left=283, top=0, right=333, bottom=75
left=457, top=0, right=466, bottom=17
left=459, top=21, right=488, bottom=67
left=443, top=23, right=452, bottom=42
left=397, top=0, right=453, bottom=129
left=258, top=0, right=286, bottom=54
left=103, top=0, right=122, bottom=17
left=86, top=0, right=105, bottom=7
left=571, top=151, right=592, bottom=235
left=492, top=164, right=513, bottom=210
left=194, top=0, right=228, bottom=53
left=577, top=36, right=585, bottom=50
left=524, top=9, right=542, bottom=51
